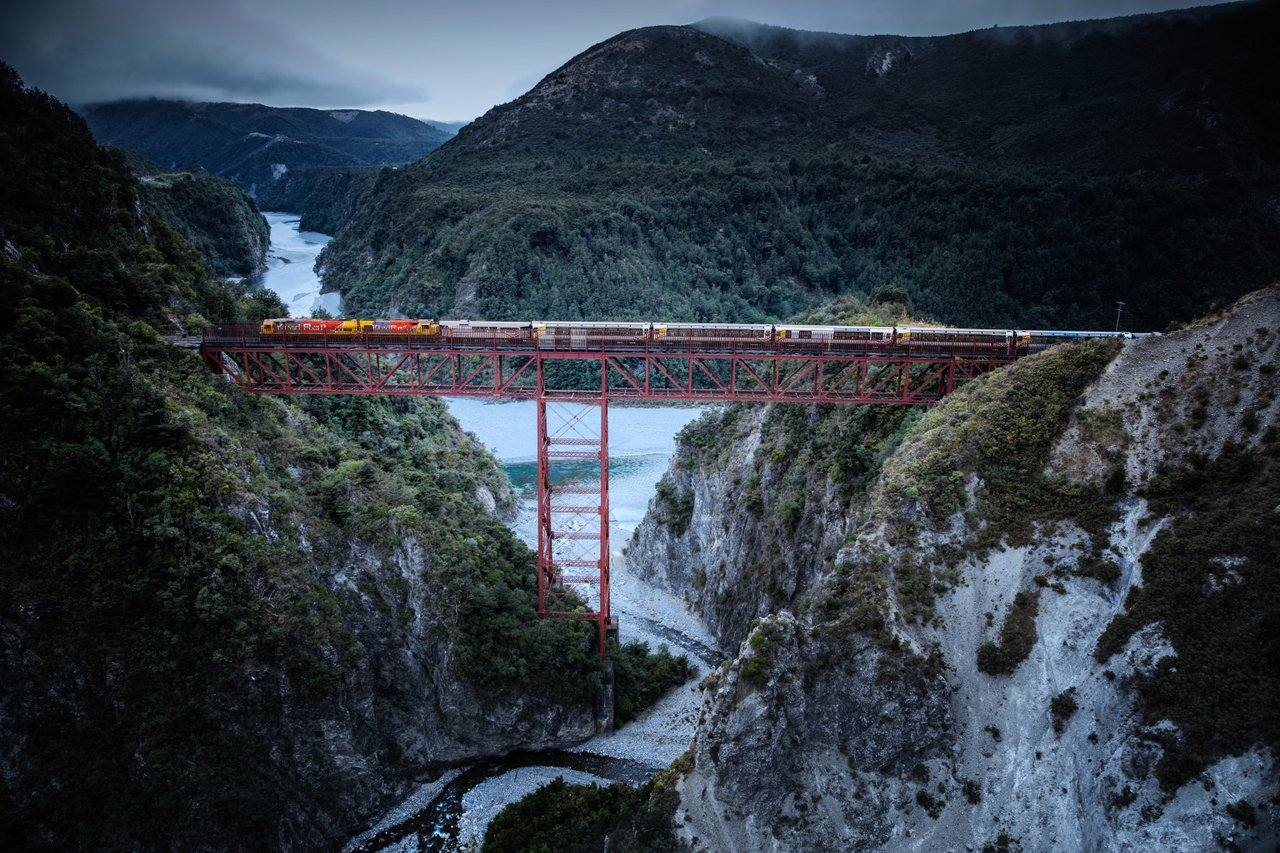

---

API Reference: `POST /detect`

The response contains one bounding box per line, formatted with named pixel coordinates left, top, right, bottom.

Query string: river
left=252, top=213, right=721, bottom=852
left=253, top=212, right=341, bottom=316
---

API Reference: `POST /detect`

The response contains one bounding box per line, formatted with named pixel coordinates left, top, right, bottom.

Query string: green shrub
left=1076, top=557, right=1122, bottom=585
left=776, top=495, right=804, bottom=535
left=611, top=641, right=694, bottom=726
left=916, top=789, right=944, bottom=819
left=741, top=655, right=771, bottom=687
left=883, top=340, right=1123, bottom=553
left=1050, top=689, right=1079, bottom=734
left=1226, top=800, right=1258, bottom=827
left=483, top=774, right=680, bottom=853
left=1095, top=439, right=1279, bottom=790
left=976, top=591, right=1041, bottom=675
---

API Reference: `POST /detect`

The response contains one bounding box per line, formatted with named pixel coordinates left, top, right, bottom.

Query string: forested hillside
left=262, top=164, right=381, bottom=234
left=321, top=3, right=1280, bottom=330
left=82, top=99, right=450, bottom=222
left=128, top=160, right=271, bottom=278
left=0, top=66, right=681, bottom=849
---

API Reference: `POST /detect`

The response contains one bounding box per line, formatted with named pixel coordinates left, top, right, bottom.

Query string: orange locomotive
left=260, top=318, right=436, bottom=335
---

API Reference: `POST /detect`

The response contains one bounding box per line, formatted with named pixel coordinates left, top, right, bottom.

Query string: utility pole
left=1114, top=301, right=1125, bottom=333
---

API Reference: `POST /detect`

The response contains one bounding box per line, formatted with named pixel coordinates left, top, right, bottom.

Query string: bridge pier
left=535, top=396, right=613, bottom=659
left=597, top=658, right=615, bottom=735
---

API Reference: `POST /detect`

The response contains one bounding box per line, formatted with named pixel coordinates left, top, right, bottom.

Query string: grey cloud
left=691, top=0, right=1228, bottom=37
left=0, top=0, right=1236, bottom=120
left=1, top=0, right=424, bottom=107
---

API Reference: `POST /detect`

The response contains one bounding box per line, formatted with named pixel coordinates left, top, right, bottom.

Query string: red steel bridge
left=199, top=321, right=1123, bottom=653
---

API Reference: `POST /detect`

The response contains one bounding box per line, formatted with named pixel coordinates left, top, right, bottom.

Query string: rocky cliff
left=637, top=288, right=1280, bottom=850
left=0, top=378, right=606, bottom=850
left=630, top=400, right=917, bottom=650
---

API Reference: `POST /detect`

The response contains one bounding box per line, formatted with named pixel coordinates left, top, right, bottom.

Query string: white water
left=254, top=212, right=341, bottom=316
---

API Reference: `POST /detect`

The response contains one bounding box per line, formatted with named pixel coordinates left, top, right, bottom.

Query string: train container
left=539, top=321, right=650, bottom=349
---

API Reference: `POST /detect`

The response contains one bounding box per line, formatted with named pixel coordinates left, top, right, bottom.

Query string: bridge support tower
left=536, top=397, right=615, bottom=658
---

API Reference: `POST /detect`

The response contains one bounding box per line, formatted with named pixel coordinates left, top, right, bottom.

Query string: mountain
left=81, top=99, right=450, bottom=183
left=80, top=99, right=451, bottom=220
left=318, top=2, right=1280, bottom=331
left=424, top=119, right=469, bottom=135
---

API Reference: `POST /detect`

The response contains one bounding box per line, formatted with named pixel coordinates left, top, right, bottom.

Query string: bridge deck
left=199, top=329, right=1019, bottom=406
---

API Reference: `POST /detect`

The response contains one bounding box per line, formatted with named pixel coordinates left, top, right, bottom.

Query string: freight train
left=257, top=317, right=1150, bottom=354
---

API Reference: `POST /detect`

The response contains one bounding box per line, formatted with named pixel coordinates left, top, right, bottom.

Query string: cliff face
left=631, top=406, right=767, bottom=648
left=677, top=613, right=953, bottom=851
left=640, top=289, right=1280, bottom=851
left=0, top=384, right=603, bottom=850
left=136, top=167, right=270, bottom=277
left=630, top=401, right=917, bottom=650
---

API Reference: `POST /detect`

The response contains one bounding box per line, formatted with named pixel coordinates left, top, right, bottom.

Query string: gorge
left=3, top=2, right=1280, bottom=849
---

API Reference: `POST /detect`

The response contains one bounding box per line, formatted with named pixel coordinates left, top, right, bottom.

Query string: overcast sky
left=2, top=0, right=1233, bottom=122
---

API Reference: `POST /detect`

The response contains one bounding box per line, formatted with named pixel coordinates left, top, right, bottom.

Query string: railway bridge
left=200, top=320, right=1136, bottom=654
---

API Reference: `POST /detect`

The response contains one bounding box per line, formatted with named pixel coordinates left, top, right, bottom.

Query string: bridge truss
left=200, top=327, right=1018, bottom=654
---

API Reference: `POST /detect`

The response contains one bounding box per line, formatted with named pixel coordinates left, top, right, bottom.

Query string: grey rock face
left=0, top=398, right=592, bottom=851
left=639, top=289, right=1280, bottom=851
left=676, top=612, right=952, bottom=852
left=629, top=406, right=849, bottom=651
left=259, top=532, right=596, bottom=844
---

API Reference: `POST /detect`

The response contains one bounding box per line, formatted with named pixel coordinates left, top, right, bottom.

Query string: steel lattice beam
left=537, top=398, right=612, bottom=657
left=202, top=344, right=1013, bottom=404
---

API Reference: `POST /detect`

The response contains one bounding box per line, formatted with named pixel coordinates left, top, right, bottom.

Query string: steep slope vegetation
left=321, top=4, right=1280, bottom=330
left=630, top=297, right=921, bottom=649
left=265, top=164, right=381, bottom=235
left=132, top=163, right=270, bottom=278
left=0, top=67, right=611, bottom=850
left=630, top=288, right=1279, bottom=851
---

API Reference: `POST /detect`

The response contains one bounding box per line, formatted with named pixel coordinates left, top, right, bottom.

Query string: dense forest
left=0, top=65, right=684, bottom=849
left=320, top=4, right=1280, bottom=331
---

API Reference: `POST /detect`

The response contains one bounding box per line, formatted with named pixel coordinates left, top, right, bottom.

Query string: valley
left=2, top=3, right=1279, bottom=850
left=195, top=210, right=720, bottom=851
